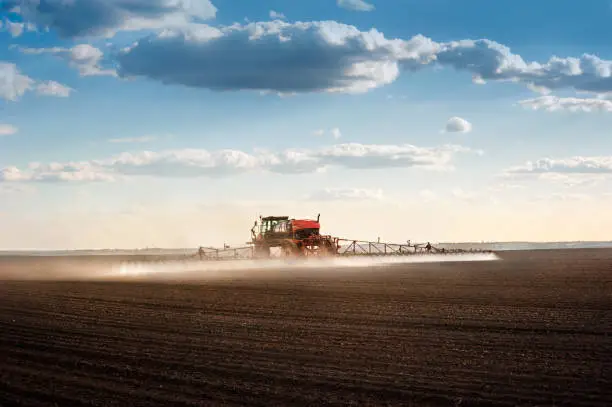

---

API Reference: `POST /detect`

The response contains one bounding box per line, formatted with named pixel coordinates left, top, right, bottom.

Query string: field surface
left=0, top=249, right=611, bottom=406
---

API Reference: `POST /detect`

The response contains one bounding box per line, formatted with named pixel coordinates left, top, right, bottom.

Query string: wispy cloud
left=16, top=44, right=117, bottom=77
left=313, top=128, right=342, bottom=139
left=108, top=136, right=158, bottom=143
left=0, top=63, right=71, bottom=102
left=36, top=81, right=73, bottom=97
left=506, top=156, right=612, bottom=175
left=308, top=187, right=384, bottom=201
left=0, top=124, right=18, bottom=136
left=0, top=19, right=36, bottom=37
left=518, top=96, right=612, bottom=112
left=269, top=10, right=286, bottom=19
left=337, top=0, right=375, bottom=12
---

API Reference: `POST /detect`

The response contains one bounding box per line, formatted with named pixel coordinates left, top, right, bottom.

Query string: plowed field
left=1, top=249, right=611, bottom=406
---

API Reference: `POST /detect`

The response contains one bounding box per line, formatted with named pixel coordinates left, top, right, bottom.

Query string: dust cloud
left=0, top=253, right=500, bottom=282
left=104, top=253, right=501, bottom=281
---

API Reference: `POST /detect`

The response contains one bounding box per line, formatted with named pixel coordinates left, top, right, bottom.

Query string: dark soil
left=1, top=249, right=611, bottom=406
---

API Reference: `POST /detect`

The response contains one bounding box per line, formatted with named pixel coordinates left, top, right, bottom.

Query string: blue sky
left=1, top=0, right=612, bottom=249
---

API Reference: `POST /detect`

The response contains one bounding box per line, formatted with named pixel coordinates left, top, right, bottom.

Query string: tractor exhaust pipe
left=317, top=213, right=320, bottom=222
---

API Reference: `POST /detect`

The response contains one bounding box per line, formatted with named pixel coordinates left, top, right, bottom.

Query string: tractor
left=250, top=214, right=339, bottom=258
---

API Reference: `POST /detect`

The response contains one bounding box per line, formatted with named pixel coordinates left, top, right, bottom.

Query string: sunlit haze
left=2, top=0, right=612, bottom=250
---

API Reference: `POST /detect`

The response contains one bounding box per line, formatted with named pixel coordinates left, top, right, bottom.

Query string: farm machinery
left=194, top=214, right=494, bottom=261
left=250, top=215, right=339, bottom=258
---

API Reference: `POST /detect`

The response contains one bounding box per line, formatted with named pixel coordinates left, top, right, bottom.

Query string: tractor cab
left=251, top=216, right=289, bottom=241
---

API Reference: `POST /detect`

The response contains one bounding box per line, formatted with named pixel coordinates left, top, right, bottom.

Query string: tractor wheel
left=281, top=240, right=302, bottom=257
left=254, top=243, right=270, bottom=259
left=320, top=239, right=337, bottom=257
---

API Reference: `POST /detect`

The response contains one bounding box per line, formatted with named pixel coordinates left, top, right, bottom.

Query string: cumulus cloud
left=115, top=21, right=439, bottom=94
left=7, top=11, right=612, bottom=97
left=1, top=142, right=479, bottom=183
left=337, top=0, right=375, bottom=12
left=2, top=0, right=218, bottom=39
left=436, top=39, right=612, bottom=95
left=17, top=44, right=117, bottom=77
left=105, top=21, right=612, bottom=96
left=308, top=187, right=383, bottom=201
left=518, top=96, right=612, bottom=112
left=444, top=116, right=472, bottom=133
left=0, top=124, right=18, bottom=136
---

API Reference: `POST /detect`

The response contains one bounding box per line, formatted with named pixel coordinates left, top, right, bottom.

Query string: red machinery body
left=250, top=214, right=339, bottom=258
left=291, top=219, right=320, bottom=230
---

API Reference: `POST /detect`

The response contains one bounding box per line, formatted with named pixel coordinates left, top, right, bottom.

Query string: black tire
left=254, top=244, right=270, bottom=258
left=281, top=240, right=302, bottom=257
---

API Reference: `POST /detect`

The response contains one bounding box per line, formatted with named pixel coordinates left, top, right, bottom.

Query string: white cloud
left=0, top=62, right=72, bottom=101
left=0, top=142, right=479, bottom=183
left=487, top=183, right=526, bottom=192
left=518, top=96, right=612, bottom=112
left=337, top=0, right=375, bottom=12
left=331, top=128, right=342, bottom=139
left=436, top=40, right=612, bottom=95
left=36, top=80, right=73, bottom=97
left=0, top=18, right=38, bottom=37
left=269, top=10, right=285, bottom=20
left=1, top=162, right=115, bottom=183
left=0, top=124, right=18, bottom=136
left=506, top=156, right=612, bottom=175
left=17, top=44, right=117, bottom=77
left=444, top=116, right=472, bottom=133
left=308, top=187, right=384, bottom=201
left=3, top=0, right=218, bottom=39
left=108, top=136, right=158, bottom=143
left=537, top=173, right=605, bottom=188
left=502, top=160, right=609, bottom=188
left=0, top=62, right=35, bottom=101
left=0, top=19, right=33, bottom=37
